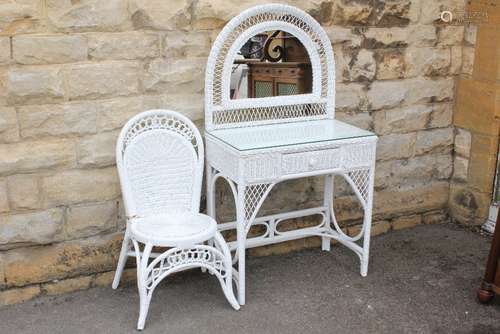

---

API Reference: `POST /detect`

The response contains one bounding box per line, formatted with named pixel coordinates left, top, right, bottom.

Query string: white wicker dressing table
left=204, top=4, right=377, bottom=305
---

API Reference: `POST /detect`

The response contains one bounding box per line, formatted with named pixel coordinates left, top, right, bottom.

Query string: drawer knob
left=309, top=157, right=317, bottom=167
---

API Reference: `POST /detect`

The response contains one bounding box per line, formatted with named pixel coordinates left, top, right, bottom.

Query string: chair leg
left=135, top=242, right=153, bottom=331
left=214, top=232, right=240, bottom=310
left=112, top=229, right=131, bottom=289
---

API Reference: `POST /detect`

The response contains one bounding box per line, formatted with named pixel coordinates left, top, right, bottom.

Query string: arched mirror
left=205, top=4, right=336, bottom=131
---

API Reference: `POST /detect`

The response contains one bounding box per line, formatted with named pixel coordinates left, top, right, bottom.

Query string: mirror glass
left=230, top=31, right=312, bottom=100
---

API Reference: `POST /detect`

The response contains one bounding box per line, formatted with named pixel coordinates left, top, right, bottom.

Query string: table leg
left=203, top=165, right=216, bottom=274
left=236, top=183, right=246, bottom=305
left=206, top=165, right=215, bottom=218
left=361, top=165, right=375, bottom=277
left=322, top=174, right=334, bottom=251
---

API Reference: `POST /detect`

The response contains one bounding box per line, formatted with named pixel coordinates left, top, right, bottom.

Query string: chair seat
left=130, top=213, right=218, bottom=248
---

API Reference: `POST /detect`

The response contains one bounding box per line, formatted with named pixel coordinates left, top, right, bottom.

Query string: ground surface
left=1, top=224, right=499, bottom=334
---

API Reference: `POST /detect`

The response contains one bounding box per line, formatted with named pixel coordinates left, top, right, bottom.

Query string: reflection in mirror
left=230, top=31, right=312, bottom=99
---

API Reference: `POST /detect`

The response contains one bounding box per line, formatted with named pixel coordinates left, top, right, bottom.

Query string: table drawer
left=282, top=148, right=341, bottom=174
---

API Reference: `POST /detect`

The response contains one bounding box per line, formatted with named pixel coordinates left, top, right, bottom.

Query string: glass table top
left=206, top=119, right=376, bottom=151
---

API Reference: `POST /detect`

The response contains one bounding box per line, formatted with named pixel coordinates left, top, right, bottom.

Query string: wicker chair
left=112, top=110, right=239, bottom=330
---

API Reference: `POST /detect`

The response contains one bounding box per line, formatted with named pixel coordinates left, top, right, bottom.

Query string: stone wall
left=449, top=2, right=500, bottom=225
left=0, top=0, right=467, bottom=305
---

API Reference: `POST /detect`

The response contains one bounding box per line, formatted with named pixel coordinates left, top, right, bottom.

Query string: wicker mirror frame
left=205, top=4, right=336, bottom=130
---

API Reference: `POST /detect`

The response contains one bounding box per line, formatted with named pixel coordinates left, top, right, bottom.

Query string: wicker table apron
left=204, top=4, right=378, bottom=305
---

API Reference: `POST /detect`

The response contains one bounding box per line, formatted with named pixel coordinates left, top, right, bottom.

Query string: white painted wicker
left=204, top=4, right=378, bottom=306
left=205, top=3, right=335, bottom=130
left=112, top=110, right=239, bottom=330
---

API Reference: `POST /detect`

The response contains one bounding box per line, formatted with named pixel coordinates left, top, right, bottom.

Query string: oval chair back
left=116, top=110, right=204, bottom=219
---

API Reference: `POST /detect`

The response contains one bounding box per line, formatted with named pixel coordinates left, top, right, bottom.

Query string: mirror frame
left=205, top=4, right=336, bottom=131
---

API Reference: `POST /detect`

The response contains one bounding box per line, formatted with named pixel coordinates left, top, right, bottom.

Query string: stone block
left=66, top=201, right=117, bottom=239
left=465, top=133, right=498, bottom=193
left=374, top=181, right=449, bottom=217
left=454, top=128, right=471, bottom=158
left=422, top=210, right=448, bottom=225
left=464, top=25, right=477, bottom=45
left=454, top=79, right=499, bottom=135
left=429, top=102, right=453, bottom=129
left=0, top=208, right=64, bottom=249
left=13, top=34, right=88, bottom=65
left=414, top=127, right=454, bottom=155
left=96, top=95, right=163, bottom=132
left=437, top=25, right=464, bottom=46
left=42, top=167, right=120, bottom=206
left=42, top=275, right=93, bottom=296
left=367, top=80, right=407, bottom=110
left=7, top=174, right=41, bottom=210
left=46, top=0, right=131, bottom=32
left=405, top=77, right=454, bottom=105
left=448, top=184, right=490, bottom=225
left=473, top=25, right=500, bottom=81
left=450, top=45, right=462, bottom=74
left=0, top=106, right=20, bottom=143
left=3, top=232, right=121, bottom=287
left=0, top=139, right=75, bottom=175
left=130, top=0, right=191, bottom=30
left=377, top=132, right=416, bottom=161
left=373, top=104, right=431, bottom=135
left=392, top=215, right=422, bottom=230
left=0, top=178, right=8, bottom=213
left=362, top=25, right=436, bottom=48
left=143, top=58, right=205, bottom=94
left=370, top=220, right=391, bottom=236
left=77, top=131, right=118, bottom=168
left=373, top=0, right=419, bottom=26
left=336, top=111, right=372, bottom=131
left=191, top=0, right=263, bottom=30
left=323, top=27, right=362, bottom=48
left=375, top=153, right=452, bottom=189
left=6, top=66, right=64, bottom=104
left=0, top=285, right=40, bottom=306
left=453, top=156, right=469, bottom=181
left=335, top=83, right=366, bottom=111
left=332, top=0, right=373, bottom=25
left=374, top=49, right=405, bottom=80
left=0, top=37, right=10, bottom=64
left=64, top=61, right=140, bottom=100
left=18, top=102, right=97, bottom=139
left=0, top=0, right=41, bottom=35
left=341, top=48, right=376, bottom=82
left=94, top=268, right=136, bottom=287
left=461, top=46, right=475, bottom=75
left=163, top=31, right=211, bottom=58
left=405, top=47, right=450, bottom=77
left=161, top=94, right=204, bottom=121
left=88, top=31, right=160, bottom=60
left=369, top=77, right=453, bottom=108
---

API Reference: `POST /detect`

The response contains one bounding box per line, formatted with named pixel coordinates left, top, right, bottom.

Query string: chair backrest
left=205, top=3, right=336, bottom=131
left=116, top=110, right=204, bottom=218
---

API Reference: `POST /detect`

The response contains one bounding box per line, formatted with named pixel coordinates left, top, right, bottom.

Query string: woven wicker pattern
left=210, top=10, right=329, bottom=104
left=117, top=110, right=204, bottom=218
left=205, top=4, right=335, bottom=130
left=346, top=168, right=371, bottom=203
left=244, top=183, right=273, bottom=231
left=125, top=133, right=196, bottom=216
left=204, top=5, right=376, bottom=306
left=213, top=102, right=327, bottom=126
left=114, top=110, right=239, bottom=329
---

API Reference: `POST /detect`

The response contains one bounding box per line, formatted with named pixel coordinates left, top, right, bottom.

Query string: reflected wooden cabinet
left=235, top=60, right=312, bottom=98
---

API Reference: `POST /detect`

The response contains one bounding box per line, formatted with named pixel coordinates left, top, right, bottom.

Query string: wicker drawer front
left=281, top=148, right=341, bottom=174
